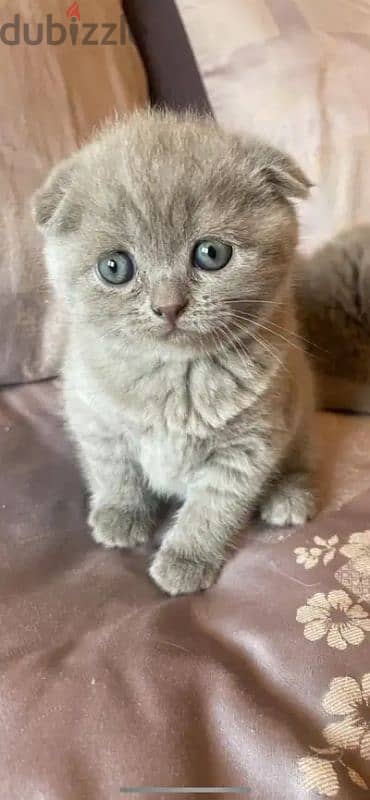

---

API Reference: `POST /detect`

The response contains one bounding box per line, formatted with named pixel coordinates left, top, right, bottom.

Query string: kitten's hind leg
left=259, top=424, right=317, bottom=528
left=260, top=471, right=317, bottom=527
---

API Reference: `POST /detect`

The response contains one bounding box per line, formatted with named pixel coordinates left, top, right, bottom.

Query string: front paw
left=89, top=506, right=152, bottom=549
left=150, top=548, right=219, bottom=596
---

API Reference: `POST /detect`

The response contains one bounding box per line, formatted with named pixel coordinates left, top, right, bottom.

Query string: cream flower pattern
left=298, top=755, right=339, bottom=797
left=295, top=528, right=370, bottom=794
left=323, top=675, right=370, bottom=761
left=340, top=531, right=370, bottom=576
left=296, top=590, right=370, bottom=650
left=299, top=750, right=368, bottom=796
left=298, top=673, right=370, bottom=796
left=295, top=536, right=338, bottom=570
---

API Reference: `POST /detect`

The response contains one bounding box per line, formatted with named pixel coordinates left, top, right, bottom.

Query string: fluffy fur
left=33, top=110, right=317, bottom=596
left=298, top=226, right=370, bottom=409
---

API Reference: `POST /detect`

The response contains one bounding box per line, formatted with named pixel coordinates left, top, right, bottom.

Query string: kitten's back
left=297, top=225, right=370, bottom=412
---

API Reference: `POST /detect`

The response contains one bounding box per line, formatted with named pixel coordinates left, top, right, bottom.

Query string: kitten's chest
left=124, top=361, right=210, bottom=496
left=120, top=355, right=254, bottom=496
left=122, top=354, right=250, bottom=438
left=139, top=428, right=198, bottom=498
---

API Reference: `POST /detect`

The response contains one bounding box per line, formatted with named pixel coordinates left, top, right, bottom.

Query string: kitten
left=297, top=225, right=370, bottom=412
left=32, top=109, right=317, bottom=596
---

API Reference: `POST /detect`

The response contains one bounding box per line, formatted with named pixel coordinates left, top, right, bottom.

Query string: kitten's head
left=33, top=110, right=310, bottom=358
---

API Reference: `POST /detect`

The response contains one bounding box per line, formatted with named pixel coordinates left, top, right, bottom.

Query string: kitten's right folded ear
left=31, top=155, right=80, bottom=234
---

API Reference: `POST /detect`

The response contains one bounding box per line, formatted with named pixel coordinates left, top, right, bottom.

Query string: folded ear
left=32, top=155, right=81, bottom=233
left=249, top=141, right=312, bottom=200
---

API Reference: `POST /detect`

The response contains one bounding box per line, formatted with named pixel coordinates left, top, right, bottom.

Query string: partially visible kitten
left=32, top=110, right=317, bottom=596
left=298, top=226, right=370, bottom=409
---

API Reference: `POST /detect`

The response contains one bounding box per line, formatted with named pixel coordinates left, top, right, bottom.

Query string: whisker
left=219, top=297, right=285, bottom=306
left=215, top=323, right=253, bottom=368
left=218, top=300, right=326, bottom=353
left=229, top=313, right=305, bottom=356
left=216, top=317, right=289, bottom=376
left=231, top=310, right=326, bottom=354
left=217, top=309, right=318, bottom=360
left=223, top=314, right=291, bottom=369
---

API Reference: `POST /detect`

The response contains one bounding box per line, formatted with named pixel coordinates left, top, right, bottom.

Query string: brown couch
left=1, top=2, right=370, bottom=799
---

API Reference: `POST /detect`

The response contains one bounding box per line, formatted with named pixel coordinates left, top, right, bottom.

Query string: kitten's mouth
left=157, top=322, right=195, bottom=343
left=162, top=326, right=185, bottom=340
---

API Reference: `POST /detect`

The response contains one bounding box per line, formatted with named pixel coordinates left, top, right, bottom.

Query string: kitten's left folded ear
left=31, top=154, right=80, bottom=234
left=249, top=140, right=312, bottom=200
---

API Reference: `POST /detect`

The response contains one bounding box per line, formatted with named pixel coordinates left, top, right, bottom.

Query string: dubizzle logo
left=0, top=3, right=132, bottom=46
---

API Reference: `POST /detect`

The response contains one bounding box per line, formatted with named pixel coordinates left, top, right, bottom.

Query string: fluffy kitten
left=298, top=225, right=370, bottom=412
left=33, top=110, right=317, bottom=596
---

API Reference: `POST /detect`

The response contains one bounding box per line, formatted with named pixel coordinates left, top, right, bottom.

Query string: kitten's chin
left=159, top=329, right=199, bottom=350
left=154, top=327, right=219, bottom=358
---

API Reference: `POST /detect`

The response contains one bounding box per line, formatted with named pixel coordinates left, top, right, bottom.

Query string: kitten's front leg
left=150, top=438, right=286, bottom=596
left=150, top=485, right=240, bottom=596
left=80, top=434, right=158, bottom=550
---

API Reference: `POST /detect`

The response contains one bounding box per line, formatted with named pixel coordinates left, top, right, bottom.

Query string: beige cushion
left=175, top=0, right=370, bottom=253
left=0, top=0, right=148, bottom=384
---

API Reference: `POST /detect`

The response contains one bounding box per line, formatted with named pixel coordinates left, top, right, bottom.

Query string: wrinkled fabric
left=124, top=0, right=212, bottom=112
left=1, top=380, right=370, bottom=799
left=0, top=0, right=148, bottom=386
left=175, top=0, right=370, bottom=254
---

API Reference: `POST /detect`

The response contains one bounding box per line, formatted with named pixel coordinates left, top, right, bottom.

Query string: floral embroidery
left=335, top=561, right=370, bottom=605
left=340, top=531, right=370, bottom=576
left=299, top=751, right=368, bottom=796
left=295, top=536, right=338, bottom=569
left=323, top=675, right=370, bottom=760
left=335, top=530, right=370, bottom=603
left=298, top=674, right=370, bottom=796
left=295, top=530, right=370, bottom=794
left=298, top=754, right=339, bottom=796
left=296, top=590, right=370, bottom=650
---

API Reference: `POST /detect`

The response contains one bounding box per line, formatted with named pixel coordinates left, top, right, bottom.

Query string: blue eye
left=193, top=240, right=233, bottom=271
left=97, top=251, right=135, bottom=285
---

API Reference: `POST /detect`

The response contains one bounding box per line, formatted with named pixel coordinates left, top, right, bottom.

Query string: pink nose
left=152, top=302, right=187, bottom=326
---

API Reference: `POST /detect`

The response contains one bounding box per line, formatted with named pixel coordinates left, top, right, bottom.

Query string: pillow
left=0, top=0, right=148, bottom=385
left=174, top=0, right=370, bottom=254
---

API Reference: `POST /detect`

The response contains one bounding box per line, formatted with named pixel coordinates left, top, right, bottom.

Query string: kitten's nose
left=152, top=302, right=187, bottom=326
